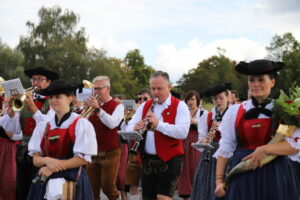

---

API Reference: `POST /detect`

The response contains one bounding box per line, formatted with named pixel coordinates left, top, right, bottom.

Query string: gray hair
left=92, top=76, right=110, bottom=87
left=150, top=71, right=170, bottom=83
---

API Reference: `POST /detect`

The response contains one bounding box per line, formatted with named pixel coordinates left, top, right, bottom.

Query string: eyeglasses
left=136, top=97, right=148, bottom=101
left=94, top=86, right=107, bottom=91
left=31, top=78, right=47, bottom=82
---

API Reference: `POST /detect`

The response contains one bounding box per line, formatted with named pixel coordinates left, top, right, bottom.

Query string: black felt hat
left=37, top=79, right=82, bottom=96
left=235, top=59, right=284, bottom=75
left=204, top=83, right=232, bottom=97
left=24, top=66, right=59, bottom=81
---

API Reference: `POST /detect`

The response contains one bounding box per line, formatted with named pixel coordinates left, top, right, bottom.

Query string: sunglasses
left=136, top=97, right=148, bottom=101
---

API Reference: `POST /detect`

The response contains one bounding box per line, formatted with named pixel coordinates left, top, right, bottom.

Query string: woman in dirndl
left=190, top=83, right=231, bottom=200
left=0, top=96, right=22, bottom=200
left=27, top=79, right=97, bottom=200
left=177, top=91, right=203, bottom=199
left=214, top=60, right=300, bottom=200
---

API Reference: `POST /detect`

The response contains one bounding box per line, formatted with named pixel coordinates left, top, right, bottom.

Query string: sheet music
left=118, top=131, right=143, bottom=141
left=0, top=78, right=24, bottom=96
left=76, top=88, right=93, bottom=101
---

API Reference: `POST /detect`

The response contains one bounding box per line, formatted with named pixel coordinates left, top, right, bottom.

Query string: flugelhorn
left=80, top=80, right=100, bottom=118
left=10, top=86, right=38, bottom=112
left=130, top=96, right=159, bottom=154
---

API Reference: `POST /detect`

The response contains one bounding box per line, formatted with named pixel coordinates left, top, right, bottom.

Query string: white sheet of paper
left=76, top=88, right=93, bottom=101
left=0, top=78, right=24, bottom=97
left=121, top=100, right=137, bottom=111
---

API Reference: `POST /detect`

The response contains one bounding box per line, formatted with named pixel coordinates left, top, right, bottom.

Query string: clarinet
left=129, top=96, right=159, bottom=154
left=204, top=106, right=221, bottom=162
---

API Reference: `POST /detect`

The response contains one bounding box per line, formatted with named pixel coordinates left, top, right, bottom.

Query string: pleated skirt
left=177, top=130, right=201, bottom=197
left=216, top=148, right=300, bottom=200
left=27, top=167, right=94, bottom=200
left=0, top=138, right=17, bottom=200
left=190, top=142, right=218, bottom=200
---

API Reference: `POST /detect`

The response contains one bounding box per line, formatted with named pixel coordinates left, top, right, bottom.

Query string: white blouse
left=0, top=112, right=22, bottom=141
left=197, top=108, right=209, bottom=140
left=214, top=100, right=300, bottom=162
left=28, top=112, right=97, bottom=162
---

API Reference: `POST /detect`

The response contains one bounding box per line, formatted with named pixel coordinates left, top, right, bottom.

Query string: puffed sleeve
left=73, top=118, right=97, bottom=162
left=285, top=127, right=300, bottom=162
left=0, top=112, right=22, bottom=141
left=213, top=105, right=239, bottom=158
left=28, top=121, right=48, bottom=156
left=197, top=110, right=209, bottom=140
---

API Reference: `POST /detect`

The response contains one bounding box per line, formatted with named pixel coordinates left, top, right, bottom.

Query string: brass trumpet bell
left=0, top=76, right=5, bottom=94
left=10, top=86, right=37, bottom=112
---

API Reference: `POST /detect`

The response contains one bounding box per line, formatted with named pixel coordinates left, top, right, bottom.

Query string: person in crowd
left=177, top=90, right=203, bottom=199
left=17, top=66, right=59, bottom=200
left=27, top=79, right=97, bottom=199
left=191, top=83, right=231, bottom=200
left=230, top=90, right=239, bottom=105
left=125, top=88, right=152, bottom=198
left=135, top=88, right=151, bottom=105
left=214, top=60, right=300, bottom=200
left=126, top=71, right=190, bottom=200
left=86, top=76, right=124, bottom=200
left=0, top=96, right=22, bottom=200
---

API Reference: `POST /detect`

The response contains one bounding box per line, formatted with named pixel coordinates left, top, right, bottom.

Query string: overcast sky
left=1, top=0, right=300, bottom=83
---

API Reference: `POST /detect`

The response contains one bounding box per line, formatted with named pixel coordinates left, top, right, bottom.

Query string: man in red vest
left=16, top=66, right=59, bottom=200
left=126, top=71, right=190, bottom=200
left=86, top=76, right=124, bottom=200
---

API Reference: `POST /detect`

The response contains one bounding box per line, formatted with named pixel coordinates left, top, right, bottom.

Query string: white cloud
left=88, top=36, right=138, bottom=58
left=155, top=37, right=267, bottom=84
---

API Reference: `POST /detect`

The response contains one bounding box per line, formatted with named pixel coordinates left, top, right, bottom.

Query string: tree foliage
left=176, top=53, right=248, bottom=100
left=266, top=32, right=300, bottom=94
left=18, top=6, right=89, bottom=83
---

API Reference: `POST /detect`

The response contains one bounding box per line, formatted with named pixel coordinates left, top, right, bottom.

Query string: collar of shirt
left=33, top=93, right=46, bottom=100
left=159, top=94, right=171, bottom=109
left=100, top=97, right=112, bottom=106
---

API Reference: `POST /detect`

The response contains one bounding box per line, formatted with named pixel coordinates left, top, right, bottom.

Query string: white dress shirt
left=97, top=98, right=124, bottom=129
left=126, top=94, right=190, bottom=155
left=0, top=112, right=22, bottom=141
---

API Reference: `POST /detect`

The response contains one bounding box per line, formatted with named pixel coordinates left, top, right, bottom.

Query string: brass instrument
left=130, top=96, right=159, bottom=154
left=10, top=86, right=38, bottom=112
left=80, top=80, right=100, bottom=118
left=124, top=108, right=135, bottom=125
left=0, top=76, right=5, bottom=95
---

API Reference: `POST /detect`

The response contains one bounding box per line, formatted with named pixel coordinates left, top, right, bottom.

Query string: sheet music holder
left=118, top=131, right=143, bottom=141
left=191, top=142, right=208, bottom=152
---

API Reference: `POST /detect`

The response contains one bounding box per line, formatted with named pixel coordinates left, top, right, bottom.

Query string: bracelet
left=216, top=175, right=224, bottom=179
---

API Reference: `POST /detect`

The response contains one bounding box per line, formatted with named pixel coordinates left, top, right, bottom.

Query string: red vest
left=21, top=98, right=50, bottom=136
left=41, top=116, right=80, bottom=157
left=88, top=98, right=120, bottom=151
left=142, top=96, right=184, bottom=162
left=235, top=105, right=273, bottom=149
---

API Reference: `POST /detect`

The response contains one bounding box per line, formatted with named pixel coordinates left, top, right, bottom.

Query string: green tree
left=18, top=6, right=89, bottom=83
left=0, top=39, right=26, bottom=83
left=177, top=53, right=247, bottom=100
left=266, top=32, right=300, bottom=94
left=124, top=49, right=155, bottom=90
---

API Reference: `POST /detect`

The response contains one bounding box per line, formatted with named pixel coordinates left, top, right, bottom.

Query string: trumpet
left=9, top=86, right=38, bottom=112
left=80, top=80, right=100, bottom=118
left=130, top=96, right=159, bottom=154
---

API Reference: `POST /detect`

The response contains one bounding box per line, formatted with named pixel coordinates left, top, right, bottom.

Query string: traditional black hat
left=204, top=83, right=232, bottom=97
left=24, top=66, right=59, bottom=81
left=235, top=59, right=284, bottom=75
left=37, top=79, right=82, bottom=96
